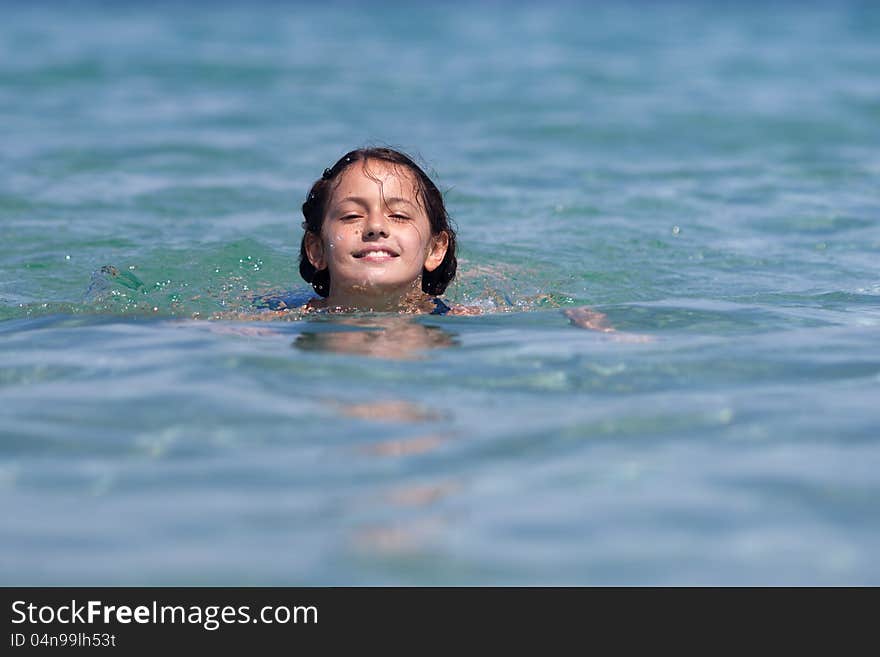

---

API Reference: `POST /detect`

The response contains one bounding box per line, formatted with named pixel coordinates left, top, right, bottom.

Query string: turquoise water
left=2, top=1, right=879, bottom=584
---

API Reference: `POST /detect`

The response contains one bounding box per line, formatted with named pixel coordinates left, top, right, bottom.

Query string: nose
left=363, top=212, right=389, bottom=239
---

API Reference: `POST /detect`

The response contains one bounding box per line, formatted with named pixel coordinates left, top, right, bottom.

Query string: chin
left=350, top=276, right=416, bottom=294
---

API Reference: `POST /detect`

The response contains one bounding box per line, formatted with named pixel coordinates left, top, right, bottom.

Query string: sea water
left=1, top=1, right=879, bottom=584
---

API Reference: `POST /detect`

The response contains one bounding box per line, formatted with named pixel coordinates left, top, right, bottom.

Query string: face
left=304, top=159, right=449, bottom=303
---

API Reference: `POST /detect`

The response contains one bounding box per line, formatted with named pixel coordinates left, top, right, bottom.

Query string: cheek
left=402, top=224, right=431, bottom=257
left=325, top=229, right=358, bottom=255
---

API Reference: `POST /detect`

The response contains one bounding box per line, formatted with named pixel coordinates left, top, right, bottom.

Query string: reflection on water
left=293, top=317, right=458, bottom=360
left=354, top=517, right=450, bottom=556
left=361, top=434, right=450, bottom=458
left=385, top=481, right=461, bottom=507
left=319, top=394, right=461, bottom=558
left=336, top=400, right=444, bottom=423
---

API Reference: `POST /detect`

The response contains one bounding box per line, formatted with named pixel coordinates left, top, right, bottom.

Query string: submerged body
left=254, top=290, right=457, bottom=316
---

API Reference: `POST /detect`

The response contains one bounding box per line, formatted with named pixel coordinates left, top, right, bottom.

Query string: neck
left=323, top=279, right=431, bottom=312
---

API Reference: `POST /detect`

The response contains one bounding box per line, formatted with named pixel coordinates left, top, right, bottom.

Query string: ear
left=423, top=231, right=449, bottom=272
left=304, top=231, right=327, bottom=270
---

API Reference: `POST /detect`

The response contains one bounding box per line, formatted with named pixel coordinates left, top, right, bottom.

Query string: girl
left=298, top=147, right=472, bottom=315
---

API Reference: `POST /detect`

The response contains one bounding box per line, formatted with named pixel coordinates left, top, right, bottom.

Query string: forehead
left=330, top=159, right=422, bottom=203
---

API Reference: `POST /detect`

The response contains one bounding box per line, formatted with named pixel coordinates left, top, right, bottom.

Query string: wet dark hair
left=299, top=147, right=457, bottom=297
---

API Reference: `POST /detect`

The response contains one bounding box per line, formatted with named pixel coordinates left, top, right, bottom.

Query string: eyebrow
left=335, top=196, right=417, bottom=209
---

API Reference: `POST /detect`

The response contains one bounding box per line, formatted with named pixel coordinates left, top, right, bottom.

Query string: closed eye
left=339, top=214, right=361, bottom=221
left=390, top=214, right=411, bottom=221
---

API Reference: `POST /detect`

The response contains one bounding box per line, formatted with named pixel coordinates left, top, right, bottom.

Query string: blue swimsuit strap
left=253, top=290, right=314, bottom=311
left=430, top=297, right=452, bottom=315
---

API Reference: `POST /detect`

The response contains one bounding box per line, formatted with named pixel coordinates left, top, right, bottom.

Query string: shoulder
left=303, top=297, right=328, bottom=312
left=447, top=304, right=483, bottom=316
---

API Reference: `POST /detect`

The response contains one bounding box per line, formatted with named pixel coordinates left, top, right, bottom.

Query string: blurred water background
left=1, top=0, right=879, bottom=584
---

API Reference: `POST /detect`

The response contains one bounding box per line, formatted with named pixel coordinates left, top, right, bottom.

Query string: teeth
left=361, top=251, right=393, bottom=257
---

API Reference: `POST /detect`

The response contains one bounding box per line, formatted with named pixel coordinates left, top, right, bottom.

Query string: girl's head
left=299, top=148, right=457, bottom=303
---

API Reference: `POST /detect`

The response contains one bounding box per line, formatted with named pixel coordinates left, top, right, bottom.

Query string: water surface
left=2, top=1, right=879, bottom=584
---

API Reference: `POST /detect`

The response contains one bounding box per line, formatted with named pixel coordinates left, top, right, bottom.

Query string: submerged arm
left=445, top=304, right=615, bottom=328
left=564, top=306, right=655, bottom=342
left=563, top=306, right=615, bottom=332
left=446, top=304, right=483, bottom=316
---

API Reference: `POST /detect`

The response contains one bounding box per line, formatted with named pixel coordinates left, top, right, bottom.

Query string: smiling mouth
left=352, top=248, right=400, bottom=259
